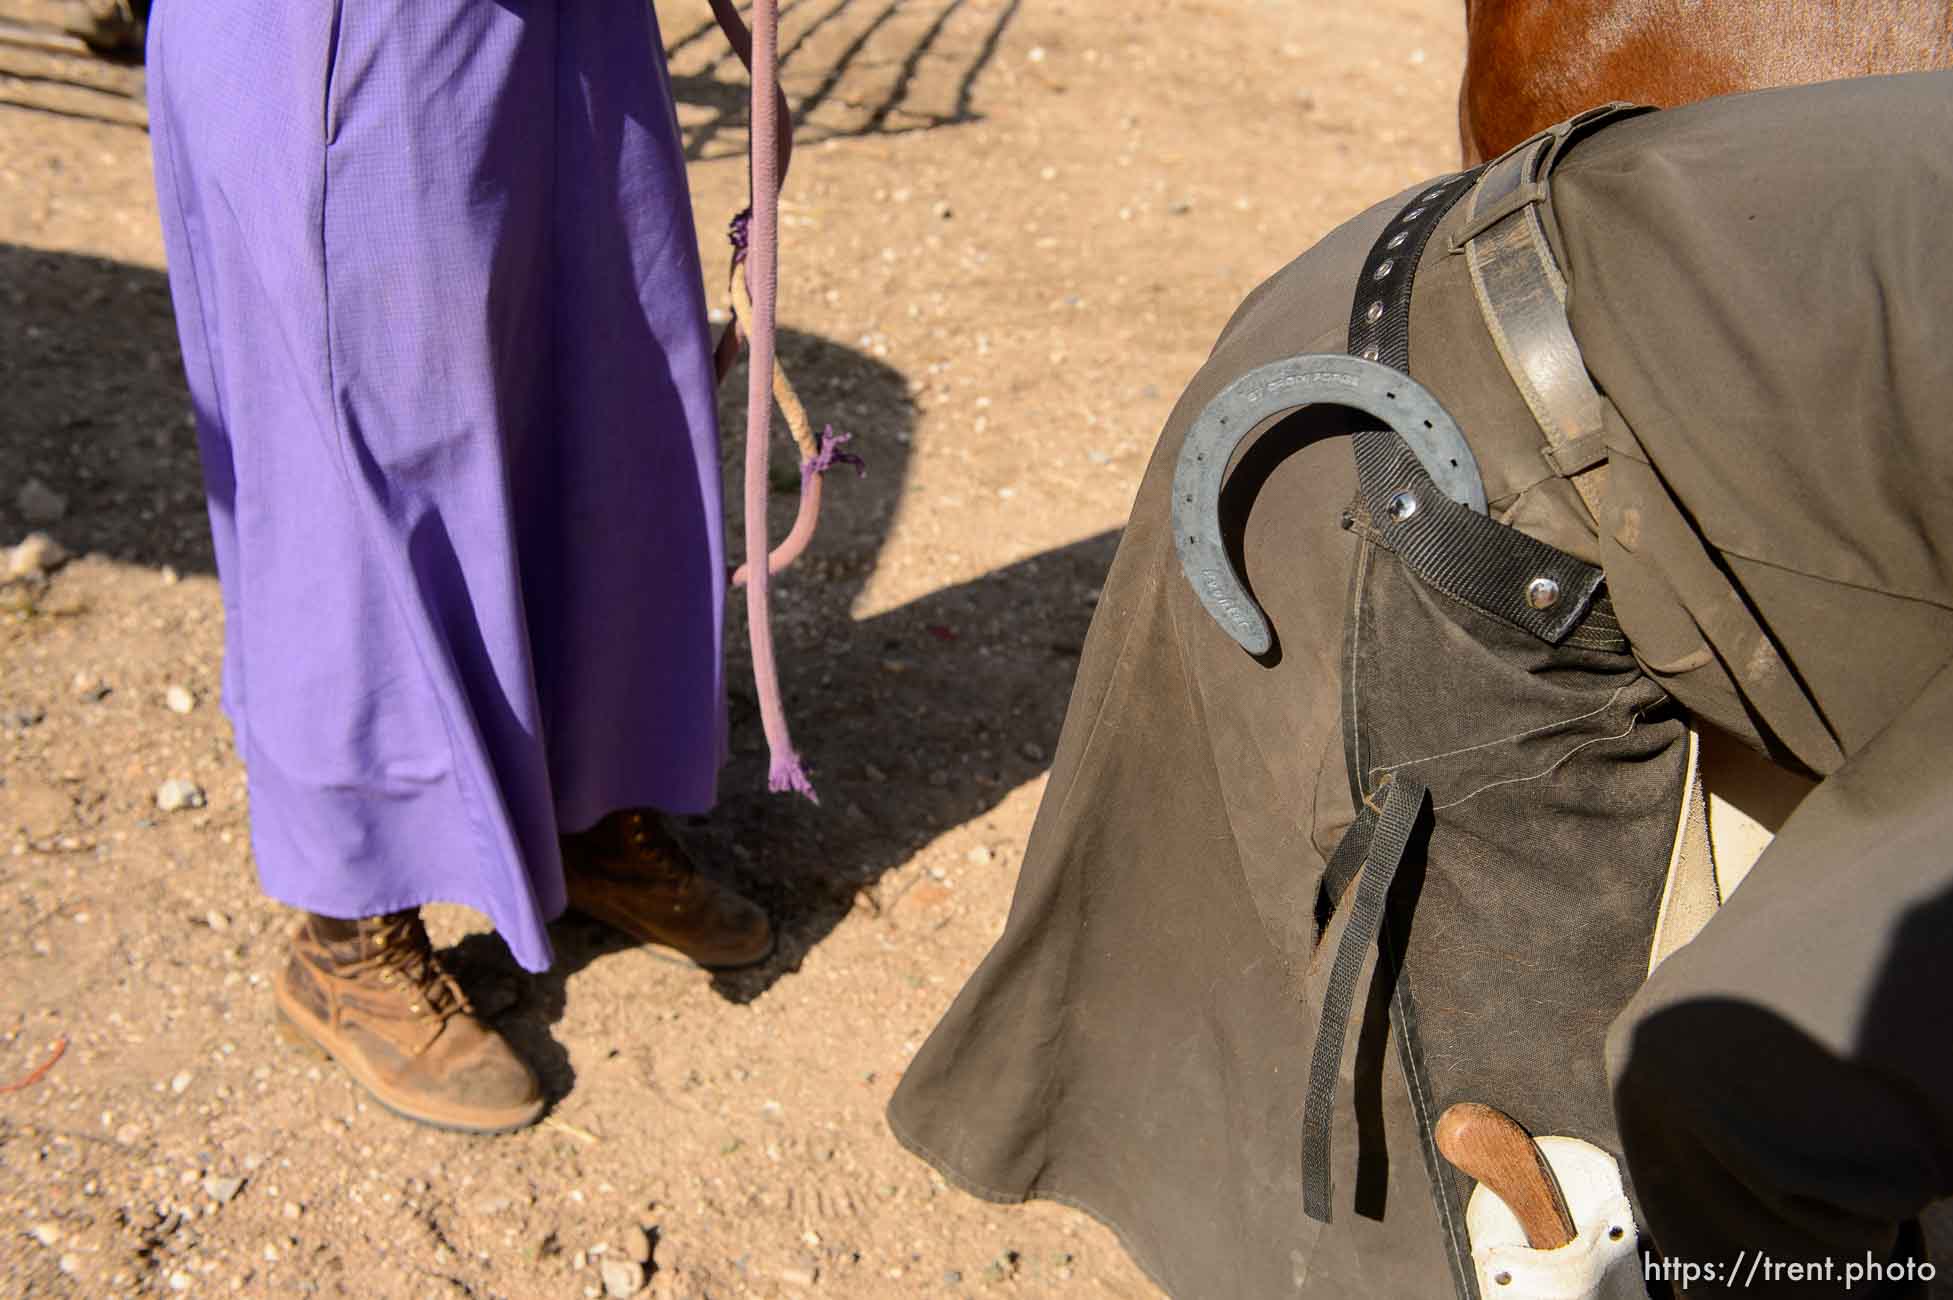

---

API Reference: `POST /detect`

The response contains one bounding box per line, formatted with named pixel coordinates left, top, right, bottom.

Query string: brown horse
left=1459, top=0, right=1953, bottom=163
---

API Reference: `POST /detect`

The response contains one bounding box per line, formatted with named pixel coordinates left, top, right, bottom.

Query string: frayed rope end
left=769, top=751, right=820, bottom=804
left=801, top=425, right=867, bottom=486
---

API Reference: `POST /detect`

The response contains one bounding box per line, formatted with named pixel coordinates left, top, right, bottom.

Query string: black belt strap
left=1348, top=169, right=1482, bottom=370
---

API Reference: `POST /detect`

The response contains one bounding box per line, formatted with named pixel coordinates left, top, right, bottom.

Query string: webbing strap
left=1301, top=777, right=1430, bottom=1223
left=1351, top=430, right=1621, bottom=650
left=1348, top=169, right=1483, bottom=371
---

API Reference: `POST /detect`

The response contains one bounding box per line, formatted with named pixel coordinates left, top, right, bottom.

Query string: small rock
left=156, top=779, right=206, bottom=813
left=965, top=845, right=993, bottom=866
left=1, top=704, right=46, bottom=731
left=943, top=1269, right=963, bottom=1284
left=29, top=1222, right=60, bottom=1248
left=58, top=1253, right=80, bottom=1275
left=205, top=909, right=230, bottom=931
left=164, top=685, right=196, bottom=714
left=17, top=479, right=67, bottom=524
left=203, top=1174, right=245, bottom=1204
left=780, top=1258, right=819, bottom=1286
left=931, top=200, right=953, bottom=220
left=170, top=1071, right=193, bottom=1094
left=169, top=1272, right=192, bottom=1293
left=7, top=532, right=68, bottom=580
left=601, top=1257, right=646, bottom=1297
left=71, top=671, right=108, bottom=700
left=572, top=1251, right=587, bottom=1271
left=160, top=566, right=180, bottom=586
left=624, top=1225, right=652, bottom=1264
left=282, top=1201, right=302, bottom=1220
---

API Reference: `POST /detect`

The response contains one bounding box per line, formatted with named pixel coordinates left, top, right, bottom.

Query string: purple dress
left=146, top=0, right=727, bottom=971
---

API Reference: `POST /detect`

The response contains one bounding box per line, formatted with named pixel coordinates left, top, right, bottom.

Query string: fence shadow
left=666, top=0, right=1022, bottom=161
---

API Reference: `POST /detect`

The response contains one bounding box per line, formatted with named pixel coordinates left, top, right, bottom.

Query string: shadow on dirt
left=667, top=0, right=1022, bottom=161
left=460, top=310, right=1121, bottom=1094
left=2, top=241, right=1122, bottom=1099
left=0, top=243, right=209, bottom=574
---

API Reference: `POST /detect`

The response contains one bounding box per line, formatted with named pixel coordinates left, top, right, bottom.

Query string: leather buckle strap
left=1455, top=104, right=1649, bottom=527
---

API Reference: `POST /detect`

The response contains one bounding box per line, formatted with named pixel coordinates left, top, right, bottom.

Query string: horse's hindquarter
left=1461, top=0, right=1953, bottom=164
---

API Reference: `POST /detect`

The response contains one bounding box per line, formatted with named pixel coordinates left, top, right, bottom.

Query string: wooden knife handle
left=1436, top=1102, right=1578, bottom=1250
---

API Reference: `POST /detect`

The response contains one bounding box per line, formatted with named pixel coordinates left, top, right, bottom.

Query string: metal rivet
left=1402, top=206, right=1426, bottom=223
left=1365, top=301, right=1383, bottom=324
left=1338, top=509, right=1356, bottom=531
left=1423, top=187, right=1445, bottom=201
left=1387, top=491, right=1418, bottom=522
left=1608, top=1226, right=1625, bottom=1242
left=1527, top=576, right=1562, bottom=609
left=1360, top=344, right=1380, bottom=361
left=1373, top=258, right=1395, bottom=280
left=1494, top=1272, right=1513, bottom=1287
left=1386, top=231, right=1408, bottom=249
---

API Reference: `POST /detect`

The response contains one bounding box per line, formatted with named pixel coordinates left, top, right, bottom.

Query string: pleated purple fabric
left=146, top=0, right=727, bottom=971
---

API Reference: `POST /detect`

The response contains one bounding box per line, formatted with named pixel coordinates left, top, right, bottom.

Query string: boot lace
left=357, top=912, right=472, bottom=1021
left=619, top=812, right=696, bottom=893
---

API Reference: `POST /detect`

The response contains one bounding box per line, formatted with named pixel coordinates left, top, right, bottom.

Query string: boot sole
left=272, top=990, right=545, bottom=1136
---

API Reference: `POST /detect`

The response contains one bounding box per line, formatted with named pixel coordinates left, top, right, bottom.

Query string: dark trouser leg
left=1608, top=662, right=1953, bottom=1297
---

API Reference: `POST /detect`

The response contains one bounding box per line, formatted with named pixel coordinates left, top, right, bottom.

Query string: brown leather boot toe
left=274, top=910, right=544, bottom=1135
left=560, top=811, right=774, bottom=969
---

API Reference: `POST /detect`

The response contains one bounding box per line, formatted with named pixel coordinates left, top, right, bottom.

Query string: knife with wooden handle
left=1437, top=1102, right=1579, bottom=1250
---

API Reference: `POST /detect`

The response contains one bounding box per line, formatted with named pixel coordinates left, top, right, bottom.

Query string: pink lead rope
left=705, top=0, right=857, bottom=804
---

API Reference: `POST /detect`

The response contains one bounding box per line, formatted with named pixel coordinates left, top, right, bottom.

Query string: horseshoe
left=1171, top=353, right=1486, bottom=655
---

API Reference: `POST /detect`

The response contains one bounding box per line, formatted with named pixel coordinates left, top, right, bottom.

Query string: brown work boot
left=274, top=910, right=545, bottom=1134
left=561, top=811, right=774, bottom=969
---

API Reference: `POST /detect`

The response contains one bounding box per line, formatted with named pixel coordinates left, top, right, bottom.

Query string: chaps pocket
left=1309, top=432, right=1689, bottom=1291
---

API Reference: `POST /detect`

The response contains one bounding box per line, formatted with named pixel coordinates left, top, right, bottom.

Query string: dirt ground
left=0, top=1, right=1468, bottom=1296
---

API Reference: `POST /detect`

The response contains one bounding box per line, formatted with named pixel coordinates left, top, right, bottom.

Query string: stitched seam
left=1347, top=540, right=1372, bottom=798
left=1387, top=976, right=1466, bottom=1297
left=1433, top=706, right=1645, bottom=811
left=1371, top=683, right=1630, bottom=777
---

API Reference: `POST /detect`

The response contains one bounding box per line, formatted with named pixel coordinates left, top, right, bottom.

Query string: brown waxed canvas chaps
left=891, top=72, right=1953, bottom=1300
